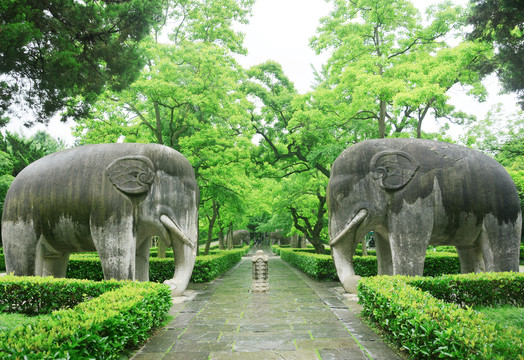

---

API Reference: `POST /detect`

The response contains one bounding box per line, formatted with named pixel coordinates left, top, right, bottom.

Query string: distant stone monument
left=252, top=250, right=269, bottom=293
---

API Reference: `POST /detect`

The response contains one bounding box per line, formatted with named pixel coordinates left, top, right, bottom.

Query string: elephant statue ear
left=370, top=151, right=419, bottom=191
left=106, top=156, right=155, bottom=195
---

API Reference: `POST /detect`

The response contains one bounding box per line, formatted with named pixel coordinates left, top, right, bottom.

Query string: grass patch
left=0, top=313, right=51, bottom=332
left=474, top=305, right=524, bottom=331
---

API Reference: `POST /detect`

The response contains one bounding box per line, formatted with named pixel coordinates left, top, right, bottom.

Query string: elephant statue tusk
left=330, top=209, right=368, bottom=246
left=160, top=214, right=195, bottom=250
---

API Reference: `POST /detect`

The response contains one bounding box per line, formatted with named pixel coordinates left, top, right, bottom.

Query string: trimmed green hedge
left=0, top=276, right=122, bottom=315
left=279, top=249, right=338, bottom=280
left=66, top=245, right=251, bottom=283
left=0, top=276, right=171, bottom=359
left=359, top=273, right=524, bottom=359
left=275, top=246, right=461, bottom=280
left=410, top=272, right=524, bottom=307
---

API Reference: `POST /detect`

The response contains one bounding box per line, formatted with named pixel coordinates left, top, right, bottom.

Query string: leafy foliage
left=73, top=0, right=256, bottom=249
left=0, top=277, right=171, bottom=359
left=411, top=272, right=524, bottom=307
left=358, top=273, right=524, bottom=359
left=310, top=0, right=489, bottom=138
left=467, top=0, right=524, bottom=107
left=0, top=0, right=165, bottom=123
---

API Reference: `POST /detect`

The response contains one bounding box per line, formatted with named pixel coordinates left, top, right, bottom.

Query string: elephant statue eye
left=138, top=171, right=154, bottom=185
left=333, top=188, right=349, bottom=206
left=370, top=151, right=419, bottom=191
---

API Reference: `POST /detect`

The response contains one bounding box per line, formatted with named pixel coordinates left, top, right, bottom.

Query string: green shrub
left=0, top=276, right=121, bottom=315
left=410, top=272, right=524, bottom=307
left=67, top=255, right=105, bottom=281
left=358, top=273, right=524, bottom=359
left=191, top=246, right=250, bottom=283
left=275, top=246, right=461, bottom=280
left=279, top=249, right=337, bottom=280
left=66, top=245, right=250, bottom=283
left=0, top=277, right=171, bottom=359
left=0, top=254, right=4, bottom=272
left=427, top=246, right=458, bottom=253
left=422, top=252, right=461, bottom=276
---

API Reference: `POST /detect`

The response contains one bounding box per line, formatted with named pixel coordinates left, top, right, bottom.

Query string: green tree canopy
left=467, top=0, right=524, bottom=107
left=0, top=0, right=165, bottom=124
left=310, top=0, right=490, bottom=138
left=73, top=0, right=256, bottom=250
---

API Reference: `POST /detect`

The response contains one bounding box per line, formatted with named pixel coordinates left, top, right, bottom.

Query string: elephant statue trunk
left=330, top=209, right=368, bottom=247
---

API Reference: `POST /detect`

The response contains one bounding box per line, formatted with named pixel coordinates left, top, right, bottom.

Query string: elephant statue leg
left=42, top=253, right=70, bottom=277
left=35, top=236, right=70, bottom=277
left=388, top=200, right=434, bottom=276
left=135, top=237, right=151, bottom=282
left=2, top=221, right=38, bottom=276
left=482, top=214, right=521, bottom=272
left=91, top=220, right=136, bottom=281
left=456, top=244, right=485, bottom=273
left=374, top=231, right=393, bottom=275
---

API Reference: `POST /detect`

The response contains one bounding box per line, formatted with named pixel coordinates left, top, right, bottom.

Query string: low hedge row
left=358, top=273, right=524, bottom=359
left=66, top=245, right=251, bottom=283
left=274, top=246, right=461, bottom=280
left=410, top=271, right=524, bottom=307
left=0, top=276, right=122, bottom=315
left=0, top=276, right=171, bottom=359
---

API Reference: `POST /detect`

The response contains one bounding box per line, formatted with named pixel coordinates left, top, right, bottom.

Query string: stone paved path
left=131, top=248, right=402, bottom=360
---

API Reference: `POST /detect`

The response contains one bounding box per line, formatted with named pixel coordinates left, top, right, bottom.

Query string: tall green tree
left=73, top=0, right=256, bottom=252
left=467, top=0, right=524, bottom=107
left=243, top=62, right=332, bottom=253
left=310, top=0, right=490, bottom=138
left=0, top=0, right=165, bottom=124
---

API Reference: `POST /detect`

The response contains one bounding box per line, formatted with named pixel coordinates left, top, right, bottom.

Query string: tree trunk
left=158, top=239, right=167, bottom=258
left=289, top=193, right=327, bottom=254
left=226, top=225, right=234, bottom=250
left=378, top=99, right=387, bottom=139
left=218, top=228, right=224, bottom=250
left=310, top=236, right=325, bottom=254
left=204, top=201, right=219, bottom=255
left=417, top=98, right=434, bottom=138
left=361, top=238, right=367, bottom=256
left=290, top=234, right=299, bottom=248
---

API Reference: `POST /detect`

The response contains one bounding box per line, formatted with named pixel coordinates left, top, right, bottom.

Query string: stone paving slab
left=131, top=248, right=403, bottom=360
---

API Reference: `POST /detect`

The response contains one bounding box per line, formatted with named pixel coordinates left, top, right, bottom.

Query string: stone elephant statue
left=2, top=143, right=199, bottom=296
left=269, top=232, right=290, bottom=246
left=328, top=139, right=522, bottom=293
left=232, top=230, right=250, bottom=246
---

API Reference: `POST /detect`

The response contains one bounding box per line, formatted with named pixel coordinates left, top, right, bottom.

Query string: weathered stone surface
left=2, top=143, right=199, bottom=296
left=231, top=229, right=251, bottom=246
left=252, top=250, right=269, bottom=292
left=328, top=138, right=522, bottom=293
